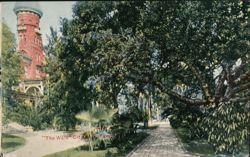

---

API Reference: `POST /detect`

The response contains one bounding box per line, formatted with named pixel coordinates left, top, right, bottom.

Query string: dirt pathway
left=4, top=130, right=86, bottom=157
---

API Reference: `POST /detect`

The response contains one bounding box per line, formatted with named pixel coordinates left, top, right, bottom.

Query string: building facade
left=13, top=2, right=46, bottom=99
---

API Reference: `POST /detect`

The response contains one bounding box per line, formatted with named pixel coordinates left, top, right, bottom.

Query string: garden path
left=127, top=120, right=196, bottom=157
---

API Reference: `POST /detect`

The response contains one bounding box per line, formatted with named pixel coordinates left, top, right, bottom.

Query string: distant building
left=13, top=2, right=46, bottom=103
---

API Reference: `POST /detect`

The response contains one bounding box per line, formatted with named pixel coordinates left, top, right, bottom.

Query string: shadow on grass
left=175, top=127, right=215, bottom=156
left=2, top=133, right=26, bottom=153
left=175, top=127, right=249, bottom=157
left=2, top=142, right=22, bottom=149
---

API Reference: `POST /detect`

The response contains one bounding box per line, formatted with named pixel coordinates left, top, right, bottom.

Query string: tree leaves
left=44, top=1, right=250, bottom=153
left=2, top=23, right=22, bottom=109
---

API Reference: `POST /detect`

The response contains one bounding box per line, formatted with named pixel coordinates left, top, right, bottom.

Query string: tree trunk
left=148, top=95, right=152, bottom=126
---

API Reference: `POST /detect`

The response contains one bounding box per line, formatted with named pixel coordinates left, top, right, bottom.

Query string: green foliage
left=168, top=100, right=249, bottom=154
left=164, top=99, right=206, bottom=139
left=45, top=1, right=250, bottom=154
left=111, top=113, right=148, bottom=152
left=2, top=23, right=22, bottom=110
left=76, top=106, right=117, bottom=123
left=9, top=105, right=48, bottom=130
left=43, top=27, right=92, bottom=130
left=1, top=22, right=23, bottom=135
left=206, top=102, right=249, bottom=154
left=169, top=115, right=182, bottom=129
left=2, top=23, right=22, bottom=90
left=43, top=1, right=145, bottom=129
left=176, top=128, right=215, bottom=156
left=75, top=106, right=117, bottom=151
left=140, top=1, right=249, bottom=153
left=110, top=106, right=144, bottom=150
left=43, top=145, right=110, bottom=157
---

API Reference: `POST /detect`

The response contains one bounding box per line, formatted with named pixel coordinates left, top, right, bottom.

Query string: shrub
left=9, top=105, right=47, bottom=130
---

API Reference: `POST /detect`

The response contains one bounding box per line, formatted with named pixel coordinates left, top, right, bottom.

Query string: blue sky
left=2, top=2, right=75, bottom=45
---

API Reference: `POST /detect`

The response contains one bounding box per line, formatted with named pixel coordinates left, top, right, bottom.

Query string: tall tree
left=2, top=23, right=22, bottom=107
left=43, top=1, right=145, bottom=129
left=43, top=26, right=92, bottom=130
left=45, top=1, right=249, bottom=153
left=132, top=1, right=250, bottom=153
left=2, top=22, right=22, bottom=124
left=1, top=22, right=22, bottom=155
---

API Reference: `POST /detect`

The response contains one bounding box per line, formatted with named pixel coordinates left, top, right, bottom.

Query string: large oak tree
left=44, top=1, right=249, bottom=153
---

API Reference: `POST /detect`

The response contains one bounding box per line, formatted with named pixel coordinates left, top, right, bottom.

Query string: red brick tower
left=14, top=2, right=46, bottom=80
left=13, top=2, right=46, bottom=97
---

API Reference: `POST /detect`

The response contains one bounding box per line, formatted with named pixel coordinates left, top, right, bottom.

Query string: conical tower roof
left=13, top=2, right=43, bottom=17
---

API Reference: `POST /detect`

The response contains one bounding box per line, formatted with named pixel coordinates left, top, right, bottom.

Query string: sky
left=2, top=2, right=75, bottom=45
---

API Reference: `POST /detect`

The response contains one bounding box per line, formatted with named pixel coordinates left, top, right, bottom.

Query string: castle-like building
left=13, top=2, right=46, bottom=99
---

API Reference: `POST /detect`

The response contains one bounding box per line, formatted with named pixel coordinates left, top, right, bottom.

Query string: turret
left=14, top=2, right=45, bottom=80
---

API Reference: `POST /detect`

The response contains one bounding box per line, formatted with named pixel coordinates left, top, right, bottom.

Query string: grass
left=175, top=127, right=215, bottom=156
left=43, top=145, right=128, bottom=157
left=2, top=133, right=26, bottom=153
left=43, top=132, right=149, bottom=157
left=175, top=127, right=250, bottom=157
left=43, top=145, right=111, bottom=157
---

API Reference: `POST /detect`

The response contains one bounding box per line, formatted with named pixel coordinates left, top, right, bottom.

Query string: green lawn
left=43, top=146, right=123, bottom=157
left=175, top=127, right=215, bottom=156
left=43, top=132, right=149, bottom=157
left=175, top=127, right=249, bottom=156
left=2, top=133, right=26, bottom=153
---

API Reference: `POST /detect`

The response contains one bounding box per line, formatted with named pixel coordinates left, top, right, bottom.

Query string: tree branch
left=232, top=82, right=250, bottom=94
left=224, top=64, right=235, bottom=101
left=214, top=71, right=226, bottom=104
left=126, top=74, right=209, bottom=106
left=231, top=96, right=250, bottom=103
left=232, top=62, right=246, bottom=80
left=186, top=62, right=212, bottom=101
left=154, top=81, right=209, bottom=106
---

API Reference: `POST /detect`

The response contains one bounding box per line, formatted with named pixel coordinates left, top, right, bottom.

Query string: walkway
left=4, top=130, right=86, bottom=157
left=127, top=121, right=196, bottom=157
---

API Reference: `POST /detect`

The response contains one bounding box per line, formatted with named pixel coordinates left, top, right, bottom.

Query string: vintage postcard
left=1, top=1, right=249, bottom=157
